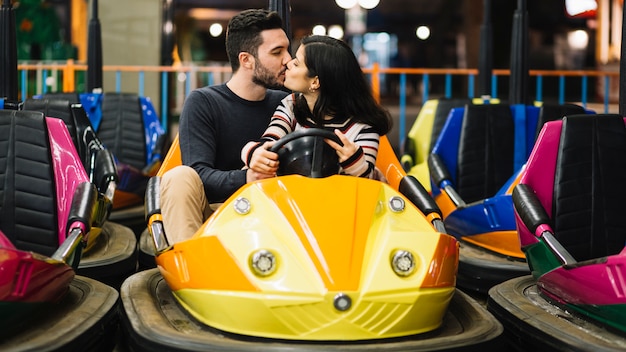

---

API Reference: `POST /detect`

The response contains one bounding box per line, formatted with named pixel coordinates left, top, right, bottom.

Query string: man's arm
left=179, top=90, right=247, bottom=203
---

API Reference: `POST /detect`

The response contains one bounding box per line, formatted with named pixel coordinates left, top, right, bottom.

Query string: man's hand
left=246, top=168, right=275, bottom=182
left=249, top=141, right=279, bottom=173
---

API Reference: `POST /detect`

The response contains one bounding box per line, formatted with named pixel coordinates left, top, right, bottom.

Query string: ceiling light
left=416, top=25, right=430, bottom=40
left=328, top=25, right=344, bottom=39
left=336, top=0, right=358, bottom=9
left=358, top=0, right=380, bottom=10
left=312, top=25, right=326, bottom=36
left=209, top=23, right=223, bottom=37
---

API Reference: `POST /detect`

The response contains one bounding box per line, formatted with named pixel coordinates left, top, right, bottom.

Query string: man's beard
left=252, top=61, right=284, bottom=90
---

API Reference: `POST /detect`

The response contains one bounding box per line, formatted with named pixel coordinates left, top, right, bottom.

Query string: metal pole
left=0, top=0, right=18, bottom=101
left=87, top=0, right=103, bottom=92
left=616, top=0, right=626, bottom=116
left=477, top=0, right=493, bottom=98
left=508, top=0, right=528, bottom=105
left=269, top=0, right=292, bottom=53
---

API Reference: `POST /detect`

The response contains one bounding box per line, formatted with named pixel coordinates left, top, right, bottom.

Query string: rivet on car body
left=334, top=293, right=352, bottom=311
left=388, top=196, right=405, bottom=212
left=234, top=197, right=251, bottom=214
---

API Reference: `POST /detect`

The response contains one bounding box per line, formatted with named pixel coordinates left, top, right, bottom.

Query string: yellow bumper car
left=121, top=130, right=503, bottom=350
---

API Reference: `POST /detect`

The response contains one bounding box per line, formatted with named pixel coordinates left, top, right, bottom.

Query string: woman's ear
left=310, top=76, right=320, bottom=90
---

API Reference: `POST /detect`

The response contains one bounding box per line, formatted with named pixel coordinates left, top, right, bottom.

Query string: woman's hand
left=249, top=141, right=279, bottom=175
left=326, top=129, right=358, bottom=162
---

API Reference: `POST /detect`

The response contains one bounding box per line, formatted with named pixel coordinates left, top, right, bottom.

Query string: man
left=160, top=9, right=291, bottom=244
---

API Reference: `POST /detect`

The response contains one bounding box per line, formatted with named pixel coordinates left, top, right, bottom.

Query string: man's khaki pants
left=160, top=165, right=216, bottom=244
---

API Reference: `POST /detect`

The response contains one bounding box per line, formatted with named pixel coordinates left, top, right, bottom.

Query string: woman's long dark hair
left=293, top=35, right=392, bottom=135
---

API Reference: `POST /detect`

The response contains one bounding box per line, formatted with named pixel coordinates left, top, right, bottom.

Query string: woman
left=241, top=35, right=392, bottom=179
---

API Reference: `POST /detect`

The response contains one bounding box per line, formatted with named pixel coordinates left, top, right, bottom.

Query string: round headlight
left=250, top=249, right=277, bottom=277
left=388, top=196, right=405, bottom=212
left=234, top=197, right=251, bottom=214
left=391, top=250, right=416, bottom=277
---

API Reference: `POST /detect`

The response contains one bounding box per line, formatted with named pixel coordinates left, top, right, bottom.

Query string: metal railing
left=363, top=65, right=619, bottom=145
left=18, top=60, right=620, bottom=148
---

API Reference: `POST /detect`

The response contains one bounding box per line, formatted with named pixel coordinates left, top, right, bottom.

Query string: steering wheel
left=269, top=128, right=343, bottom=178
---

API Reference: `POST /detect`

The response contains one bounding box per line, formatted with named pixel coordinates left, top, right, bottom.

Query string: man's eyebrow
left=267, top=44, right=288, bottom=51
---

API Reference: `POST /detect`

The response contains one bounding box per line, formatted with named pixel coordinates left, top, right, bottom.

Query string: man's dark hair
left=225, top=9, right=284, bottom=72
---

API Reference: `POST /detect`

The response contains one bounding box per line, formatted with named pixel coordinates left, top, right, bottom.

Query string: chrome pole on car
left=145, top=177, right=170, bottom=253
left=52, top=182, right=98, bottom=268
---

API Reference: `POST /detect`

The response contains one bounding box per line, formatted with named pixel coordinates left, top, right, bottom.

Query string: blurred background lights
left=335, top=0, right=379, bottom=9
left=358, top=0, right=380, bottom=9
left=568, top=29, right=589, bottom=50
left=416, top=25, right=430, bottom=40
left=312, top=25, right=327, bottom=36
left=335, top=0, right=358, bottom=9
left=328, top=25, right=344, bottom=39
left=164, top=20, right=173, bottom=34
left=377, top=32, right=390, bottom=43
left=209, top=23, right=223, bottom=37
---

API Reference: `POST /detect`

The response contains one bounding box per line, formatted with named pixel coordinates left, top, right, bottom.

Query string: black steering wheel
left=269, top=128, right=343, bottom=178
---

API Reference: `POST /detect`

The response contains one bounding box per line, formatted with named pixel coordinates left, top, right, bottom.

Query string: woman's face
left=284, top=44, right=317, bottom=93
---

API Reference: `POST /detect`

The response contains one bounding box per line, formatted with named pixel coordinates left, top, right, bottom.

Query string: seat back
left=24, top=98, right=117, bottom=197
left=0, top=110, right=59, bottom=255
left=99, top=92, right=147, bottom=170
left=429, top=98, right=471, bottom=152
left=552, top=115, right=626, bottom=260
left=41, top=92, right=81, bottom=105
left=402, top=98, right=469, bottom=169
left=535, top=103, right=586, bottom=140
left=520, top=114, right=626, bottom=260
left=24, top=98, right=84, bottom=163
left=43, top=92, right=103, bottom=129
left=456, top=104, right=515, bottom=203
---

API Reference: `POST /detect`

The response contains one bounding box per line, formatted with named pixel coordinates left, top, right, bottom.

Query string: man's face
left=252, top=28, right=291, bottom=89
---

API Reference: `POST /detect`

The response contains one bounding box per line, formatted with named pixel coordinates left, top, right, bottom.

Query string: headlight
left=249, top=249, right=277, bottom=277
left=391, top=250, right=416, bottom=277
